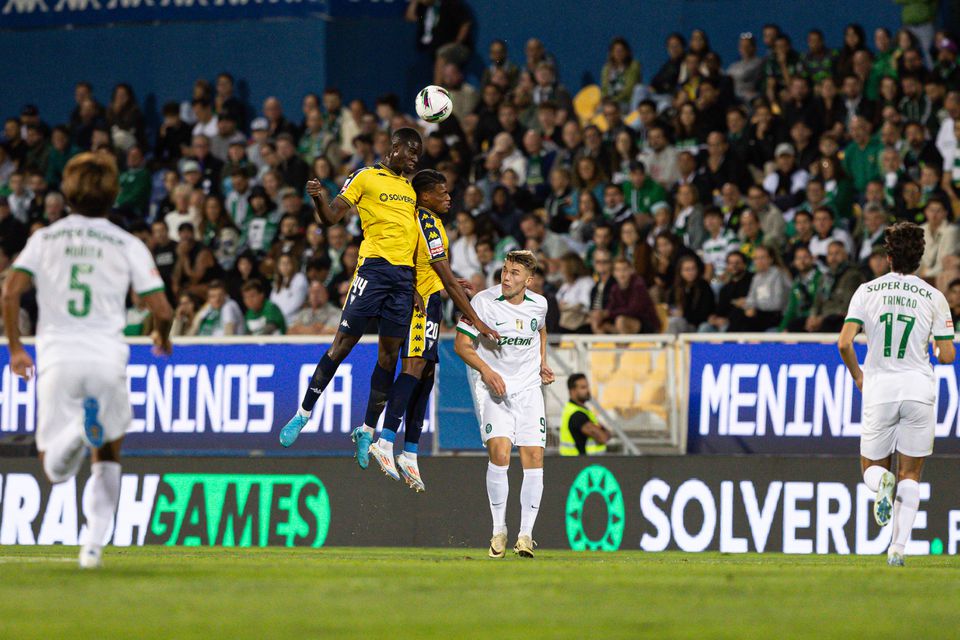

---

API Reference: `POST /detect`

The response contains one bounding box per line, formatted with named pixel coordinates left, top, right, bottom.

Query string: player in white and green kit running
left=838, top=222, right=955, bottom=567
left=454, top=250, right=555, bottom=558
left=2, top=153, right=174, bottom=569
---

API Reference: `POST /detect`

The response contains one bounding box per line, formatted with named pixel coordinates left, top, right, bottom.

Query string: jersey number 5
left=68, top=264, right=94, bottom=318
left=879, top=312, right=915, bottom=359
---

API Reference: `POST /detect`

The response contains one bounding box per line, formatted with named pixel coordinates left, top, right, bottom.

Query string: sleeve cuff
left=11, top=266, right=34, bottom=278
left=934, top=335, right=955, bottom=341
left=456, top=325, right=478, bottom=339
left=137, top=286, right=166, bottom=297
left=335, top=193, right=355, bottom=208
left=844, top=318, right=863, bottom=325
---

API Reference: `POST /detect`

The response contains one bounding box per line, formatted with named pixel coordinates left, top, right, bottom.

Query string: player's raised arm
left=455, top=327, right=506, bottom=397
left=306, top=178, right=351, bottom=225
left=433, top=258, right=499, bottom=340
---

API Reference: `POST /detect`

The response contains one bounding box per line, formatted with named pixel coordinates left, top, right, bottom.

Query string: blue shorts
left=339, top=257, right=414, bottom=338
left=402, top=291, right=442, bottom=361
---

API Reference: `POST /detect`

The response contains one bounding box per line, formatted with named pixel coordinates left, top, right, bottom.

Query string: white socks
left=42, top=431, right=87, bottom=484
left=296, top=405, right=311, bottom=418
left=889, top=479, right=920, bottom=555
left=863, top=465, right=886, bottom=492
left=362, top=424, right=375, bottom=436
left=520, top=468, right=544, bottom=538
left=486, top=462, right=509, bottom=535
left=83, top=461, right=121, bottom=548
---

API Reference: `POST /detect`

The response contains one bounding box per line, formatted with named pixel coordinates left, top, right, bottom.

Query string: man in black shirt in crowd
left=704, top=251, right=753, bottom=331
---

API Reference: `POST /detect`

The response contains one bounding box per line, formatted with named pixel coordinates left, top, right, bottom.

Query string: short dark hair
left=207, top=279, right=226, bottom=291
left=60, top=152, right=119, bottom=217
left=885, top=222, right=925, bottom=274
left=242, top=279, right=266, bottom=294
left=412, top=169, right=446, bottom=195
left=567, top=373, right=587, bottom=391
left=948, top=278, right=960, bottom=290
left=392, top=127, right=423, bottom=147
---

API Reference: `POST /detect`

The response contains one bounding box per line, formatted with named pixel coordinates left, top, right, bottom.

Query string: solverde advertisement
left=2, top=457, right=960, bottom=554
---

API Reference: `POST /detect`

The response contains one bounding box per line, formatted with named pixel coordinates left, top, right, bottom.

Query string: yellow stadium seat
left=655, top=304, right=669, bottom=333
left=590, top=351, right=618, bottom=382
left=600, top=379, right=635, bottom=410
left=637, top=369, right=668, bottom=420
left=573, top=85, right=601, bottom=125
left=618, top=350, right=652, bottom=376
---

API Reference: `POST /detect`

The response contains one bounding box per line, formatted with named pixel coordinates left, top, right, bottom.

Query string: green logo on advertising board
left=150, top=474, right=330, bottom=547
left=565, top=465, right=625, bottom=552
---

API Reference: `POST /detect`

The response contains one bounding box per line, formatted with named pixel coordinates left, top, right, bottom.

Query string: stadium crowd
left=5, top=16, right=960, bottom=338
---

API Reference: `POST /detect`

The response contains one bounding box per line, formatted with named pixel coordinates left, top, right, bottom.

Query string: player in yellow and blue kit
left=279, top=128, right=439, bottom=462
left=365, top=170, right=500, bottom=489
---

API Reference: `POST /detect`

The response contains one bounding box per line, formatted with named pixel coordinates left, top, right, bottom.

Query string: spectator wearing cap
left=934, top=38, right=960, bottom=90
left=843, top=116, right=883, bottom=194
left=191, top=98, right=219, bottom=140
left=247, top=117, right=271, bottom=170
left=622, top=160, right=668, bottom=220
left=727, top=32, right=763, bottom=103
left=763, top=143, right=810, bottom=215
left=115, top=145, right=151, bottom=217
left=275, top=134, right=310, bottom=193
left=919, top=197, right=959, bottom=281
left=210, top=113, right=246, bottom=163
left=638, top=125, right=680, bottom=188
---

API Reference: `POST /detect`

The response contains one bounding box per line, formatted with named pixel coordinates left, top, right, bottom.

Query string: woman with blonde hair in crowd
left=270, top=253, right=309, bottom=327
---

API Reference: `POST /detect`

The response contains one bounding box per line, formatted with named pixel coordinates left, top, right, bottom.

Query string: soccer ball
left=415, top=85, right=453, bottom=123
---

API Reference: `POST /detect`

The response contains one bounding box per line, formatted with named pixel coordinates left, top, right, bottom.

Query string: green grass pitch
left=0, top=546, right=958, bottom=639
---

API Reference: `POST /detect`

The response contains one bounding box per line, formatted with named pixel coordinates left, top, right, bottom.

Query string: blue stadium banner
left=0, top=340, right=434, bottom=455
left=0, top=0, right=407, bottom=30
left=687, top=341, right=960, bottom=454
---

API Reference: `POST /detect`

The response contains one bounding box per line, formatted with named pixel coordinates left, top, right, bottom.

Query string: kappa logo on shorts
left=485, top=423, right=493, bottom=434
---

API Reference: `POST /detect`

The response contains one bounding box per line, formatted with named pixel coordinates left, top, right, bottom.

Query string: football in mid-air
left=415, top=85, right=453, bottom=123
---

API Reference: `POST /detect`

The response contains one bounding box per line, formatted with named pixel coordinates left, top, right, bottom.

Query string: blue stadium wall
left=0, top=0, right=909, bottom=127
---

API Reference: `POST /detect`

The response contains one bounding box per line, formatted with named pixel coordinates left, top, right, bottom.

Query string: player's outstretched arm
left=306, top=179, right=350, bottom=225
left=539, top=326, right=555, bottom=385
left=142, top=290, right=174, bottom=356
left=1, top=270, right=35, bottom=380
left=432, top=258, right=500, bottom=340
left=935, top=338, right=956, bottom=364
left=454, top=330, right=506, bottom=396
left=837, top=321, right=863, bottom=390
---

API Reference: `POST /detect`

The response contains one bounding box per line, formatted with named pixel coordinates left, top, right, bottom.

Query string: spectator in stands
left=622, top=160, right=668, bottom=220
left=173, top=221, right=223, bottom=299
left=737, top=245, right=790, bottom=331
left=601, top=37, right=642, bottom=110
left=115, top=145, right=150, bottom=217
left=556, top=252, right=594, bottom=333
left=698, top=207, right=738, bottom=286
left=165, top=183, right=197, bottom=234
left=188, top=134, right=224, bottom=195
left=288, top=280, right=341, bottom=335
left=151, top=220, right=177, bottom=300
left=702, top=250, right=752, bottom=332
left=918, top=196, right=958, bottom=282
left=651, top=33, right=685, bottom=96
left=588, top=248, right=615, bottom=329
left=192, top=280, right=244, bottom=336
left=728, top=33, right=763, bottom=103
left=638, top=125, right=680, bottom=188
left=269, top=253, right=309, bottom=327
left=199, top=195, right=240, bottom=271
left=170, top=292, right=202, bottom=337
left=596, top=257, right=660, bottom=334
left=666, top=255, right=715, bottom=334
left=42, top=191, right=65, bottom=223
left=763, top=143, right=810, bottom=214
left=843, top=116, right=883, bottom=194
left=805, top=240, right=865, bottom=332
left=406, top=0, right=473, bottom=85
left=857, top=203, right=889, bottom=263
left=241, top=186, right=279, bottom=257
left=481, top=39, right=519, bottom=89
left=672, top=183, right=704, bottom=250
left=6, top=172, right=32, bottom=224
left=780, top=245, right=822, bottom=331
left=0, top=195, right=27, bottom=257
left=210, top=113, right=245, bottom=163
left=262, top=97, right=298, bottom=139
left=947, top=278, right=960, bottom=325
left=191, top=98, right=219, bottom=140
left=105, top=83, right=145, bottom=151
left=243, top=279, right=286, bottom=336
left=744, top=184, right=786, bottom=249
left=560, top=373, right=611, bottom=456
left=809, top=206, right=854, bottom=266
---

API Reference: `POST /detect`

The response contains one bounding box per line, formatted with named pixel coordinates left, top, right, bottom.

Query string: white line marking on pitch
left=0, top=557, right=75, bottom=564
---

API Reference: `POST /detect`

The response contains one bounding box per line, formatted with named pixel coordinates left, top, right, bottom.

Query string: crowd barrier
left=2, top=333, right=959, bottom=456
left=2, top=456, right=959, bottom=554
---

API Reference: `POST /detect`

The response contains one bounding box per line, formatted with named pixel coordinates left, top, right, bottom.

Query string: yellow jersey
left=414, top=206, right=450, bottom=298
left=336, top=163, right=418, bottom=267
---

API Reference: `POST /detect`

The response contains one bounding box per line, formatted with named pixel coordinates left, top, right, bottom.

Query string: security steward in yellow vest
left=560, top=373, right=610, bottom=455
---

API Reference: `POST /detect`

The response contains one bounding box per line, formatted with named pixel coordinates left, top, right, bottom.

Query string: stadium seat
left=600, top=379, right=636, bottom=411
left=618, top=350, right=652, bottom=375
left=573, top=85, right=601, bottom=125
left=636, top=368, right=668, bottom=420
left=590, top=350, right=618, bottom=382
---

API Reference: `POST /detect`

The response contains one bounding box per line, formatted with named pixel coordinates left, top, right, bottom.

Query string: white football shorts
left=475, top=384, right=546, bottom=448
left=860, top=400, right=935, bottom=459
